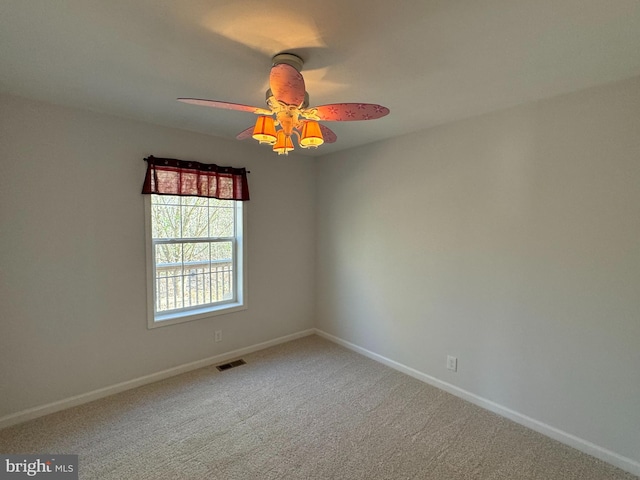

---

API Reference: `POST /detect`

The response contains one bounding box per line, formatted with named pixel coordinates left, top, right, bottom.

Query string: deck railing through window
left=155, top=259, right=233, bottom=312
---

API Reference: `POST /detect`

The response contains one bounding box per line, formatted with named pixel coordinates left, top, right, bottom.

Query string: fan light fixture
left=252, top=116, right=325, bottom=154
left=178, top=53, right=390, bottom=156
left=273, top=130, right=294, bottom=155
left=299, top=121, right=324, bottom=148
left=252, top=116, right=277, bottom=144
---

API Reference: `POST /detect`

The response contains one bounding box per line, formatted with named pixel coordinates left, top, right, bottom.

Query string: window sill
left=148, top=302, right=247, bottom=329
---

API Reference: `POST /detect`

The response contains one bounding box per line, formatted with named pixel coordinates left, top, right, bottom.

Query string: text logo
left=0, top=455, right=78, bottom=479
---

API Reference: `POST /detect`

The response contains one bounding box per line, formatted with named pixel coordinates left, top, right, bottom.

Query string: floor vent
left=216, top=359, right=246, bottom=371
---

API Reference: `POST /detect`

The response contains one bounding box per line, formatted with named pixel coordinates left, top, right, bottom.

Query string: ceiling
left=2, top=0, right=640, bottom=157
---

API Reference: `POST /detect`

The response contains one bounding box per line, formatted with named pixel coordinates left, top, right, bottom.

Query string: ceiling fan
left=178, top=53, right=390, bottom=155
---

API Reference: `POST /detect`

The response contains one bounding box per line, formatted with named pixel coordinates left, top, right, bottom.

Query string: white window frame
left=144, top=195, right=247, bottom=329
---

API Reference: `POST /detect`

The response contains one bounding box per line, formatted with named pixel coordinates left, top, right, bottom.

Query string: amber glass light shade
left=252, top=116, right=277, bottom=144
left=299, top=121, right=324, bottom=148
left=273, top=130, right=294, bottom=155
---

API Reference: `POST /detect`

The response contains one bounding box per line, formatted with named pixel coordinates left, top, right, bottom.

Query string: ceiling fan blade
left=178, top=98, right=271, bottom=115
left=236, top=126, right=255, bottom=140
left=319, top=124, right=337, bottom=144
left=314, top=103, right=390, bottom=121
left=269, top=63, right=306, bottom=106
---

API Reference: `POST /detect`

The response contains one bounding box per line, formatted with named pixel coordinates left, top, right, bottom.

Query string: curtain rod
left=144, top=156, right=250, bottom=173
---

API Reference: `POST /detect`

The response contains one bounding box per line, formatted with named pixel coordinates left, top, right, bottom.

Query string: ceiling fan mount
left=271, top=52, right=305, bottom=73
left=178, top=52, right=389, bottom=155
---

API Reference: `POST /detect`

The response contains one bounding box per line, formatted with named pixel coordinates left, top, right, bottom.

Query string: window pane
left=181, top=196, right=208, bottom=207
left=154, top=195, right=181, bottom=206
left=155, top=243, right=183, bottom=312
left=155, top=243, right=182, bottom=269
left=182, top=242, right=211, bottom=308
left=211, top=241, right=232, bottom=261
left=211, top=241, right=233, bottom=302
left=181, top=204, right=209, bottom=238
left=209, top=198, right=231, bottom=208
left=152, top=205, right=180, bottom=238
left=182, top=242, right=210, bottom=266
left=209, top=204, right=235, bottom=237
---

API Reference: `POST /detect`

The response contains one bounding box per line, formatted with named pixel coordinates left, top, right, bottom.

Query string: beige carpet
left=0, top=335, right=636, bottom=479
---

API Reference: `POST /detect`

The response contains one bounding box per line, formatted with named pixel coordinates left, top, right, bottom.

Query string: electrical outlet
left=447, top=355, right=458, bottom=372
left=214, top=330, right=222, bottom=343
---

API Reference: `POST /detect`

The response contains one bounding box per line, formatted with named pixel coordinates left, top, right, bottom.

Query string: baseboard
left=0, top=329, right=315, bottom=430
left=313, top=328, right=640, bottom=477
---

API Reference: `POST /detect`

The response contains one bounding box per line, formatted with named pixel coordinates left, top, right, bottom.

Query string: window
left=145, top=194, right=246, bottom=328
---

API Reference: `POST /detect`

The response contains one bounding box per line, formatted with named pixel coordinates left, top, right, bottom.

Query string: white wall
left=0, top=94, right=316, bottom=417
left=316, top=76, right=640, bottom=465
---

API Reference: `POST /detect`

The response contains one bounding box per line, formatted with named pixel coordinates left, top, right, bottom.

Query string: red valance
left=142, top=156, right=250, bottom=201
